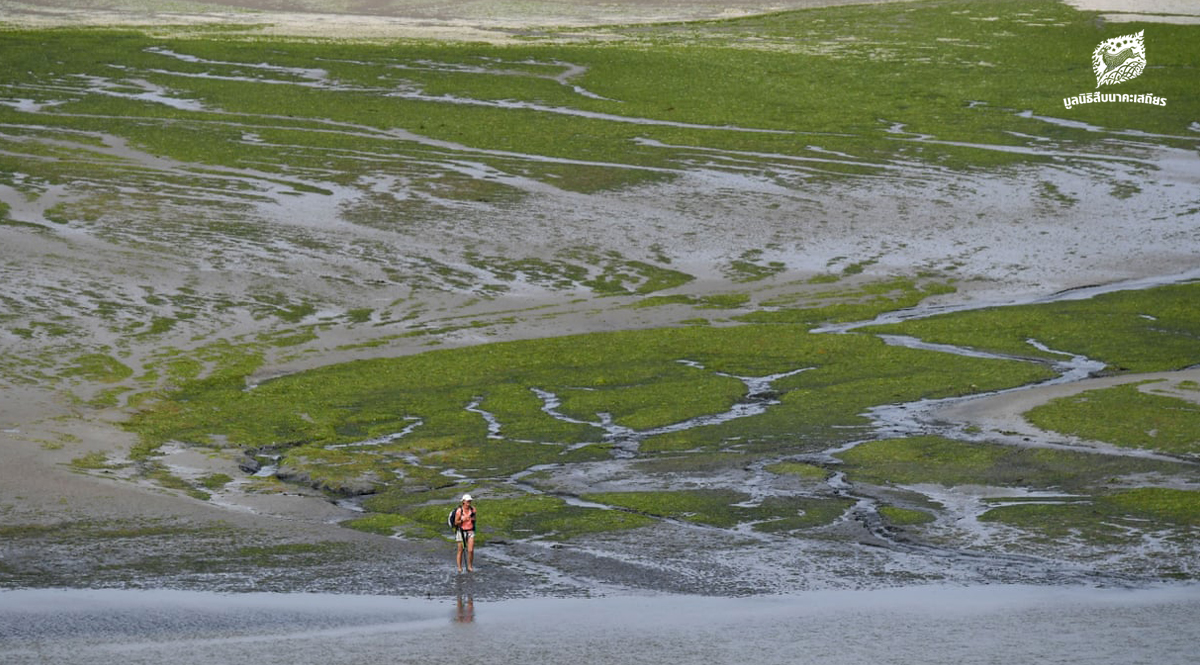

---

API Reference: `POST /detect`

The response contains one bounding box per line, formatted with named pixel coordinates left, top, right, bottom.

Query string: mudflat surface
left=0, top=0, right=918, bottom=40
left=1, top=0, right=1198, bottom=607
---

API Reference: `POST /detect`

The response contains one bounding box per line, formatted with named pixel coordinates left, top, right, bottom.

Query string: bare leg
left=466, top=536, right=475, bottom=572
left=456, top=540, right=464, bottom=573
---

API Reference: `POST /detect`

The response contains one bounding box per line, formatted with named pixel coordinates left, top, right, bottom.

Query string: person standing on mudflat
left=452, top=494, right=476, bottom=573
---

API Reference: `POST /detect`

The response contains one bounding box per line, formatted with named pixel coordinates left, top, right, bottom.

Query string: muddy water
left=2, top=585, right=1197, bottom=665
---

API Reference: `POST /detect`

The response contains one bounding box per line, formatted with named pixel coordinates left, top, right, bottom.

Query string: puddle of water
left=1, top=585, right=1196, bottom=665
left=0, top=98, right=66, bottom=113
left=147, top=47, right=331, bottom=85
left=72, top=74, right=207, bottom=112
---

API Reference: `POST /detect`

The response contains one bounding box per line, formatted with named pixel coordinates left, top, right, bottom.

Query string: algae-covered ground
left=1, top=0, right=1198, bottom=596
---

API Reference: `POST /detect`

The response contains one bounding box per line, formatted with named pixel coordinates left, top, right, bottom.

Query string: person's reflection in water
left=454, top=578, right=475, bottom=624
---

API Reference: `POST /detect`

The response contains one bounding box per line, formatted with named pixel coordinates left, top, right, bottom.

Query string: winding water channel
left=287, top=270, right=1200, bottom=591
left=5, top=34, right=1196, bottom=596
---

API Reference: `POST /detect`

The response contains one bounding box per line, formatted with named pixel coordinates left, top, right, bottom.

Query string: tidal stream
left=306, top=270, right=1200, bottom=593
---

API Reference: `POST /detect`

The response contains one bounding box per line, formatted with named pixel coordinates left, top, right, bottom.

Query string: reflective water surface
left=2, top=584, right=1197, bottom=664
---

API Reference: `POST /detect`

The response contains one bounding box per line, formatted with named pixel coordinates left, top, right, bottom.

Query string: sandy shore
left=0, top=0, right=921, bottom=41
left=2, top=0, right=1195, bottom=42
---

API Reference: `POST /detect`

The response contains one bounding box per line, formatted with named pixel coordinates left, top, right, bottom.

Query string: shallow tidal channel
left=2, top=584, right=1197, bottom=664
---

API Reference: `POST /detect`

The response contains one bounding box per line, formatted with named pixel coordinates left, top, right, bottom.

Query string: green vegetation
left=1026, top=382, right=1200, bottom=456
left=1, top=1, right=1195, bottom=254
left=461, top=251, right=696, bottom=296
left=879, top=505, right=936, bottom=526
left=126, top=322, right=1051, bottom=456
left=631, top=293, right=751, bottom=310
left=582, top=489, right=852, bottom=532
left=61, top=353, right=134, bottom=383
left=347, top=308, right=374, bottom=324
left=199, top=473, right=234, bottom=490
left=579, top=0, right=1197, bottom=147
left=121, top=286, right=1056, bottom=542
left=842, top=435, right=1198, bottom=552
left=725, top=250, right=787, bottom=283
left=836, top=436, right=1182, bottom=489
left=981, top=488, right=1200, bottom=537
left=137, top=463, right=211, bottom=500
left=70, top=451, right=112, bottom=470
left=765, top=461, right=829, bottom=481
left=863, top=282, right=1200, bottom=373
left=741, top=277, right=957, bottom=326
left=87, top=386, right=132, bottom=408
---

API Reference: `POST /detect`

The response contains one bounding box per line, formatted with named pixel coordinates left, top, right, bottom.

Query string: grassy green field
left=118, top=279, right=1200, bottom=558
left=2, top=0, right=1197, bottom=229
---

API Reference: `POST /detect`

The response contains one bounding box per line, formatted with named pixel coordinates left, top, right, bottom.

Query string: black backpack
left=448, top=506, right=476, bottom=531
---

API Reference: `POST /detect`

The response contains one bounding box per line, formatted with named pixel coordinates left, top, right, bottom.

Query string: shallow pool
left=2, top=583, right=1197, bottom=664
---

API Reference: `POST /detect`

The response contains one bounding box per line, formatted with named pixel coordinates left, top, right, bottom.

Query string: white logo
left=1092, top=30, right=1145, bottom=88
left=1064, top=30, right=1164, bottom=110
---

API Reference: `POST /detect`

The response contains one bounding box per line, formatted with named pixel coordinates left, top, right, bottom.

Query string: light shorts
left=456, top=529, right=475, bottom=543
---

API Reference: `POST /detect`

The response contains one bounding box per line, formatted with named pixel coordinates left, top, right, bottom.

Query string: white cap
left=462, top=494, right=473, bottom=502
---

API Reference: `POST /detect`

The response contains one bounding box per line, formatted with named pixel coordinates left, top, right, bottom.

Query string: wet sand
left=4, top=1, right=1197, bottom=36
left=0, top=0, right=912, bottom=33
left=0, top=0, right=919, bottom=42
left=3, top=584, right=1199, bottom=664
